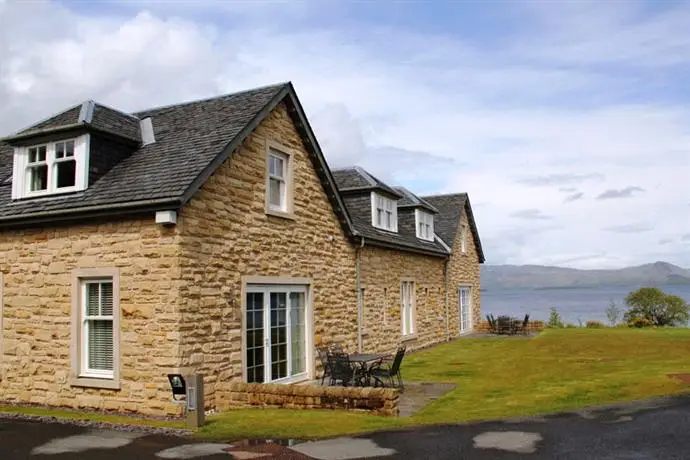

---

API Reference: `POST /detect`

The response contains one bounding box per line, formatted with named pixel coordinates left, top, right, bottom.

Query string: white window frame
left=371, top=191, right=398, bottom=232
left=241, top=276, right=313, bottom=385
left=401, top=280, right=416, bottom=337
left=415, top=209, right=435, bottom=241
left=264, top=141, right=295, bottom=219
left=460, top=224, right=468, bottom=253
left=459, top=286, right=472, bottom=333
left=11, top=134, right=90, bottom=199
left=70, top=268, right=120, bottom=390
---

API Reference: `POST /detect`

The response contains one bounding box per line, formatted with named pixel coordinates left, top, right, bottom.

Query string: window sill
left=401, top=334, right=418, bottom=343
left=70, top=376, right=120, bottom=390
left=266, top=208, right=296, bottom=220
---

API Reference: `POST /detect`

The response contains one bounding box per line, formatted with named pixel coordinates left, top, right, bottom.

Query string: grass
left=200, top=328, right=690, bottom=440
left=0, top=405, right=186, bottom=430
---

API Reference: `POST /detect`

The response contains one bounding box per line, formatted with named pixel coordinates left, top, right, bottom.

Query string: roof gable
left=422, top=193, right=485, bottom=263
left=0, top=83, right=357, bottom=241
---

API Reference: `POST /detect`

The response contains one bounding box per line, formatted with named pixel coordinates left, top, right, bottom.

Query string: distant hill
left=481, top=261, right=690, bottom=290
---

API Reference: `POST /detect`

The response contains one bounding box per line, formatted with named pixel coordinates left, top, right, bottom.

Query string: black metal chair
left=486, top=314, right=497, bottom=333
left=328, top=351, right=361, bottom=387
left=521, top=313, right=530, bottom=335
left=371, top=346, right=406, bottom=390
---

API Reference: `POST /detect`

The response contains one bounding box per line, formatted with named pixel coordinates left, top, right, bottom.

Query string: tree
left=624, top=287, right=690, bottom=327
left=547, top=307, right=564, bottom=328
left=605, top=299, right=621, bottom=326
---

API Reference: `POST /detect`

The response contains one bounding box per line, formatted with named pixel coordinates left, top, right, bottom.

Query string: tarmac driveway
left=2, top=394, right=690, bottom=459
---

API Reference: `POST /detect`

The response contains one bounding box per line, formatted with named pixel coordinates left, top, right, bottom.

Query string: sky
left=0, top=0, right=688, bottom=269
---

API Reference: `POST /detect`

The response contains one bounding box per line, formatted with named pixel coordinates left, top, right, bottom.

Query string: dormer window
left=11, top=134, right=89, bottom=199
left=415, top=209, right=434, bottom=241
left=371, top=191, right=397, bottom=232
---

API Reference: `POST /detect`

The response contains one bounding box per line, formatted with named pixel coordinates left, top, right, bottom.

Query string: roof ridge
left=132, top=81, right=290, bottom=116
left=94, top=101, right=141, bottom=120
left=420, top=192, right=468, bottom=199
left=353, top=166, right=378, bottom=187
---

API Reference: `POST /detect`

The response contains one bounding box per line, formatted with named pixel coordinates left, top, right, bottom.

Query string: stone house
left=0, top=82, right=483, bottom=416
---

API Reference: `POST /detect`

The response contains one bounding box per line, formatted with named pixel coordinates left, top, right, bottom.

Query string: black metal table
left=349, top=353, right=390, bottom=386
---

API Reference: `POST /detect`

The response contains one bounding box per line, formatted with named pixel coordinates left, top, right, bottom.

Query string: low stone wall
left=215, top=382, right=400, bottom=416
left=475, top=319, right=545, bottom=333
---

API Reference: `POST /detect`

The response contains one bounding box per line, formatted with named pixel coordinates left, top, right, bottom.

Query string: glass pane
left=269, top=179, right=282, bottom=207
left=270, top=292, right=288, bottom=381
left=56, top=160, right=76, bottom=188
left=246, top=292, right=265, bottom=383
left=65, top=140, right=75, bottom=157
left=290, top=292, right=305, bottom=375
left=88, top=319, right=113, bottom=370
left=55, top=142, right=65, bottom=159
left=86, top=284, right=100, bottom=316
left=29, top=165, right=48, bottom=191
left=28, top=147, right=37, bottom=163
left=38, top=146, right=47, bottom=162
left=100, top=282, right=113, bottom=316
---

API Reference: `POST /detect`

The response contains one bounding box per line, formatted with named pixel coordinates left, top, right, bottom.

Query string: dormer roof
left=4, top=101, right=141, bottom=145
left=331, top=166, right=403, bottom=199
left=394, top=186, right=439, bottom=214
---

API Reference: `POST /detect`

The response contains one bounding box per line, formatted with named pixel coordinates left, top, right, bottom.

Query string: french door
left=459, top=287, right=471, bottom=333
left=245, top=285, right=308, bottom=384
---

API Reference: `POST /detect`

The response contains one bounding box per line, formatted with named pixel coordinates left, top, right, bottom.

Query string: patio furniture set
left=317, top=345, right=407, bottom=390
left=486, top=313, right=531, bottom=335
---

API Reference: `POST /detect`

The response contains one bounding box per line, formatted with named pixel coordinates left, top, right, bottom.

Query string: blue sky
left=1, top=0, right=688, bottom=268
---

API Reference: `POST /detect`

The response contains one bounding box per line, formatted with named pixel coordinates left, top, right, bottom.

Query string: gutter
left=0, top=197, right=181, bottom=229
left=356, top=237, right=365, bottom=352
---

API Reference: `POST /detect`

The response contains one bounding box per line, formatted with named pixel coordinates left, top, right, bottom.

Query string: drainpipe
left=444, top=258, right=450, bottom=341
left=356, top=237, right=365, bottom=352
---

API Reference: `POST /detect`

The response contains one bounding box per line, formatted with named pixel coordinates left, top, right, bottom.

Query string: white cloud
left=0, top=0, right=689, bottom=269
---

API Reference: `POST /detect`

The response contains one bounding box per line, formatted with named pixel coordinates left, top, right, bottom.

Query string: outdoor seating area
left=317, top=344, right=407, bottom=390
left=486, top=313, right=531, bottom=335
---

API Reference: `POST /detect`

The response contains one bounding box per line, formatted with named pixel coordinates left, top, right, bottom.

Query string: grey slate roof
left=91, top=104, right=141, bottom=142
left=332, top=167, right=402, bottom=198
left=0, top=83, right=357, bottom=241
left=333, top=167, right=449, bottom=257
left=394, top=186, right=439, bottom=213
left=8, top=102, right=141, bottom=143
left=422, top=193, right=485, bottom=263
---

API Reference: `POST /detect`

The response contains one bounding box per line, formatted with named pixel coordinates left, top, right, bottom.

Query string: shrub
left=628, top=317, right=654, bottom=328
left=565, top=323, right=578, bottom=328
left=623, top=287, right=690, bottom=327
left=547, top=308, right=564, bottom=328
left=605, top=299, right=621, bottom=326
left=586, top=320, right=605, bottom=328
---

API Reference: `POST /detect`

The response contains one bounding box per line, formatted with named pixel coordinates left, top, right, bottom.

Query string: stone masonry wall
left=216, top=381, right=399, bottom=416
left=446, top=205, right=482, bottom=336
left=359, top=246, right=448, bottom=355
left=177, top=101, right=358, bottom=408
left=0, top=218, right=185, bottom=416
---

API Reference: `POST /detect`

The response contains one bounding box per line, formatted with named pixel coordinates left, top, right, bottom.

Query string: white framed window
left=11, top=134, right=90, bottom=199
left=245, top=283, right=310, bottom=384
left=265, top=142, right=294, bottom=218
left=460, top=224, right=468, bottom=253
left=459, top=286, right=472, bottom=333
left=401, top=280, right=416, bottom=336
left=371, top=191, right=398, bottom=232
left=415, top=209, right=434, bottom=241
left=71, top=268, right=120, bottom=389
left=268, top=150, right=287, bottom=211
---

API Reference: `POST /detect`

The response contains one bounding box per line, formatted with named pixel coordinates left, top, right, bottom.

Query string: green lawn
left=200, top=328, right=690, bottom=440
left=3, top=329, right=689, bottom=441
